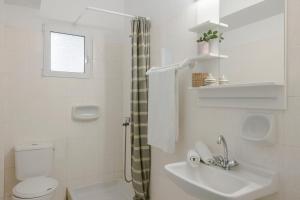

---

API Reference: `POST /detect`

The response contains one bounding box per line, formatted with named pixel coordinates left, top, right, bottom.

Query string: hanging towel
left=148, top=67, right=179, bottom=153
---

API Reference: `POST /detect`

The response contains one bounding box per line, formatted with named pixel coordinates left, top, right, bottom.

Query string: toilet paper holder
left=240, top=112, right=277, bottom=144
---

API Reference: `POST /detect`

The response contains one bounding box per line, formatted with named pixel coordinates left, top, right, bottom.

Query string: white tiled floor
left=70, top=181, right=133, bottom=200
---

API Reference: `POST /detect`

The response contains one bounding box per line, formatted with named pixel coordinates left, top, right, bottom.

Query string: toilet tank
left=15, top=143, right=54, bottom=181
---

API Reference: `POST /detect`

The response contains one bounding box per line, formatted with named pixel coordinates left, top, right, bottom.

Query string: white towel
left=195, top=141, right=214, bottom=165
left=147, top=67, right=178, bottom=153
left=187, top=150, right=201, bottom=167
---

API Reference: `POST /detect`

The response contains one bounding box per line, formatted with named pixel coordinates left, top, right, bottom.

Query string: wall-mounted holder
left=240, top=112, right=277, bottom=145
left=72, top=105, right=100, bottom=121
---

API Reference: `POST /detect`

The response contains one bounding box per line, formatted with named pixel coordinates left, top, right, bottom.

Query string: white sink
left=165, top=162, right=278, bottom=200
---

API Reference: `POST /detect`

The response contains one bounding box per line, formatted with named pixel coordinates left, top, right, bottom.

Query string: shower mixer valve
left=122, top=117, right=131, bottom=126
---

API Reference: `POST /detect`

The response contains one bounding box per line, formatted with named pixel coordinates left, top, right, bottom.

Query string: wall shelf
left=72, top=105, right=100, bottom=121
left=188, top=53, right=228, bottom=62
left=189, top=21, right=229, bottom=33
left=190, top=82, right=283, bottom=91
left=189, top=82, right=286, bottom=109
left=147, top=53, right=228, bottom=75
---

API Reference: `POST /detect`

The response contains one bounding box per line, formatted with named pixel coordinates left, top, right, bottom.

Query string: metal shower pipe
left=73, top=6, right=150, bottom=25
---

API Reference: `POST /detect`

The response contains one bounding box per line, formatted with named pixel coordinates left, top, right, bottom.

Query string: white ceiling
left=2, top=0, right=127, bottom=30
left=4, top=0, right=41, bottom=9
left=42, top=0, right=125, bottom=25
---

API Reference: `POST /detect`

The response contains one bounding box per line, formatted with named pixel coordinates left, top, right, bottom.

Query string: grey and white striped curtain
left=130, top=17, right=151, bottom=200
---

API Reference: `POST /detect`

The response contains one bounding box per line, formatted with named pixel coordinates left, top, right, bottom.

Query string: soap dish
left=240, top=112, right=277, bottom=144
left=72, top=105, right=100, bottom=121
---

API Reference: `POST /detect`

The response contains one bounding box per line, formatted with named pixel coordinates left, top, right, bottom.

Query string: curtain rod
left=73, top=6, right=150, bottom=25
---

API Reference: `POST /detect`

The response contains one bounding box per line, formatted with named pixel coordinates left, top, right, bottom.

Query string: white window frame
left=43, top=24, right=93, bottom=78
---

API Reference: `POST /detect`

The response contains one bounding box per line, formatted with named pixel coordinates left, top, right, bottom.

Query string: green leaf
left=198, top=29, right=225, bottom=43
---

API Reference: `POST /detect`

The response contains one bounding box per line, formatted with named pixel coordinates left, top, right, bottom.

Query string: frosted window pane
left=50, top=32, right=85, bottom=73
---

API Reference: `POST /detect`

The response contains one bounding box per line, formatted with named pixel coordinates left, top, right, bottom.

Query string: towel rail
left=146, top=53, right=228, bottom=75
left=146, top=58, right=193, bottom=75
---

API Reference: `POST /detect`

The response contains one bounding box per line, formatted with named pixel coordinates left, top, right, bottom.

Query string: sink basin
left=165, top=162, right=278, bottom=200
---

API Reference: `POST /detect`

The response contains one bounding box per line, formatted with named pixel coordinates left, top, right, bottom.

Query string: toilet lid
left=13, top=176, right=58, bottom=199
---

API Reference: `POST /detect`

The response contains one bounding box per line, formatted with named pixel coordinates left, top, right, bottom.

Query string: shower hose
left=123, top=118, right=132, bottom=183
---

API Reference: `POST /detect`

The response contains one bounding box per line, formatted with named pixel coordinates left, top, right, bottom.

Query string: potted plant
left=197, top=29, right=224, bottom=55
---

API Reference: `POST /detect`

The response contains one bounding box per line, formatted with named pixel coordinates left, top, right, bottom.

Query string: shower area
left=0, top=1, right=150, bottom=200
left=65, top=6, right=151, bottom=200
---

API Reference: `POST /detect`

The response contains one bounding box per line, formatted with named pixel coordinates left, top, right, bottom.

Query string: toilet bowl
left=13, top=143, right=59, bottom=200
left=12, top=176, right=58, bottom=200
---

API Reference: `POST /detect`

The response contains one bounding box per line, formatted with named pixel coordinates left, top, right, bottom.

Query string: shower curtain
left=130, top=18, right=151, bottom=200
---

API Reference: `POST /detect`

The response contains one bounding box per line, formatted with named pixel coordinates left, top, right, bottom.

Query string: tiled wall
left=0, top=8, right=125, bottom=200
left=0, top=14, right=4, bottom=200
left=123, top=0, right=300, bottom=199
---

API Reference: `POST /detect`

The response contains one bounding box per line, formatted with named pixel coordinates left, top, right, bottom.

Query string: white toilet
left=12, top=143, right=58, bottom=200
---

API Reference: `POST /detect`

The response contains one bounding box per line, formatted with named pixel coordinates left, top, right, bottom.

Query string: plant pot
left=209, top=39, right=219, bottom=54
left=197, top=41, right=210, bottom=55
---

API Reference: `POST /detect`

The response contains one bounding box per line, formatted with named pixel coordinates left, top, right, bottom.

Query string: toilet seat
left=13, top=176, right=58, bottom=199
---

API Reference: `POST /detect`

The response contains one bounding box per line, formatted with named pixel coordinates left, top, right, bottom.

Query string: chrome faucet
left=213, top=135, right=238, bottom=170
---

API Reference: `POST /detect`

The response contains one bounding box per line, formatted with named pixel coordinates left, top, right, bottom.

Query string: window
left=50, top=32, right=85, bottom=73
left=43, top=24, right=92, bottom=78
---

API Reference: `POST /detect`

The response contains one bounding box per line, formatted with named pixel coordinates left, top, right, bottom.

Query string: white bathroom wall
left=195, top=0, right=219, bottom=24
left=0, top=3, right=126, bottom=200
left=0, top=2, right=5, bottom=199
left=0, top=2, right=4, bottom=200
left=123, top=0, right=300, bottom=199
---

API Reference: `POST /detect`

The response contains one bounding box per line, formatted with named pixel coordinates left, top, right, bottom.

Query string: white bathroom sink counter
left=165, top=161, right=278, bottom=200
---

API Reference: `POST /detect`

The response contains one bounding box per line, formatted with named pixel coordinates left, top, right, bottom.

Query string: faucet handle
left=226, top=160, right=239, bottom=170
left=212, top=155, right=225, bottom=168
